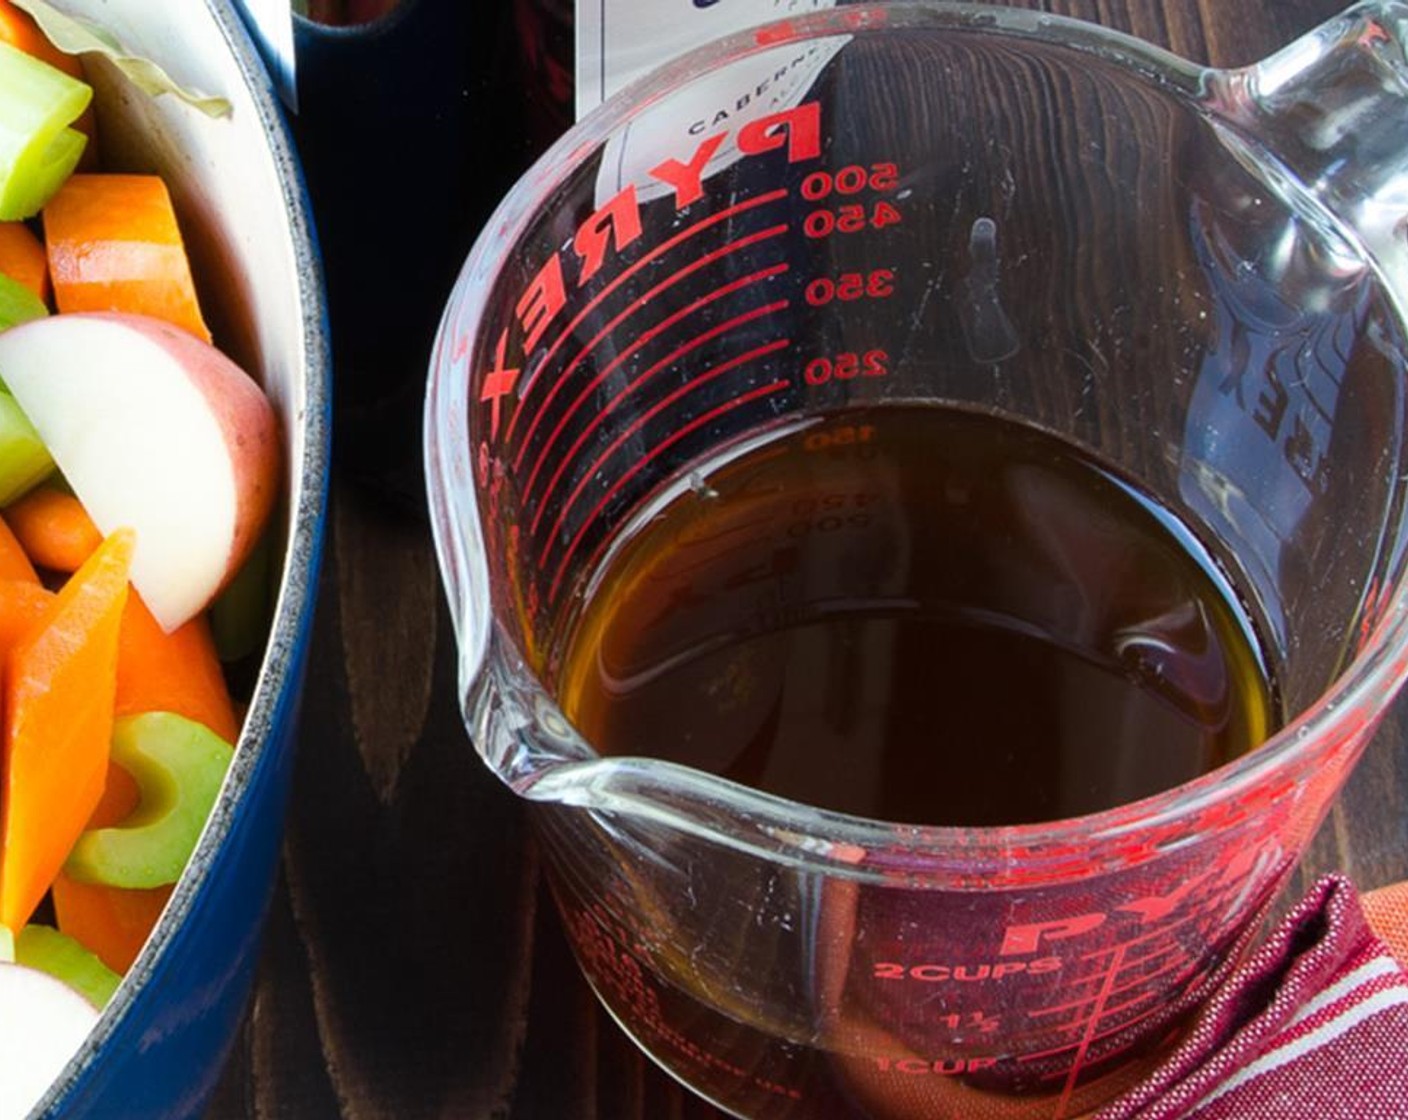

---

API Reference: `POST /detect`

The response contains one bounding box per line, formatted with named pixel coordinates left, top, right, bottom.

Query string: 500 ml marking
left=467, top=101, right=825, bottom=450
left=801, top=162, right=903, bottom=238
left=796, top=162, right=901, bottom=387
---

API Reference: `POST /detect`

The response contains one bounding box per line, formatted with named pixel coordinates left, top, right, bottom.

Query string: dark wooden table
left=207, top=1, right=1408, bottom=1116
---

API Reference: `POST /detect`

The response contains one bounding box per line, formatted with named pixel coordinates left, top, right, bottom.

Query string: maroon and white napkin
left=1095, top=876, right=1408, bottom=1119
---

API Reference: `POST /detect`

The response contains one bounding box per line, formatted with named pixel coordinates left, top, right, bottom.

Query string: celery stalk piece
left=0, top=41, right=90, bottom=220
left=0, top=387, right=53, bottom=504
left=0, top=926, right=12, bottom=963
left=12, top=0, right=230, bottom=117
left=64, top=713, right=235, bottom=891
left=0, top=271, right=47, bottom=331
left=15, top=925, right=121, bottom=1009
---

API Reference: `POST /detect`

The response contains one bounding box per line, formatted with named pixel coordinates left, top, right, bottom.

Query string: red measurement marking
left=1040, top=986, right=1163, bottom=1038
left=1017, top=1040, right=1091, bottom=1063
left=1056, top=943, right=1124, bottom=1120
left=1095, top=988, right=1160, bottom=1019
left=512, top=224, right=789, bottom=472
left=1107, top=950, right=1195, bottom=996
left=522, top=264, right=789, bottom=507
left=545, top=356, right=791, bottom=600
left=1029, top=992, right=1109, bottom=1020
left=1012, top=947, right=1198, bottom=1042
left=478, top=329, right=519, bottom=440
left=1019, top=996, right=1177, bottom=1061
left=525, top=290, right=791, bottom=533
left=1098, top=939, right=1197, bottom=981
left=503, top=190, right=790, bottom=443
left=538, top=338, right=790, bottom=568
left=1078, top=910, right=1204, bottom=961
left=1027, top=936, right=1201, bottom=1023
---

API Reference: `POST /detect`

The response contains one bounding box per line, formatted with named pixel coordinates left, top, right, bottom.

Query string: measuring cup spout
left=1209, top=0, right=1408, bottom=289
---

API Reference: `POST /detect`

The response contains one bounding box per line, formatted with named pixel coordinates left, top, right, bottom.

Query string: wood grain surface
left=206, top=1, right=1408, bottom=1116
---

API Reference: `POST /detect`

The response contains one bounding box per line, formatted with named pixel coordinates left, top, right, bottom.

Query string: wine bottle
left=292, top=0, right=516, bottom=511
left=513, top=0, right=575, bottom=145
left=513, top=0, right=842, bottom=142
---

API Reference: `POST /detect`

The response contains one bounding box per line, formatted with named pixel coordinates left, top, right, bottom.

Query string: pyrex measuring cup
left=426, top=3, right=1408, bottom=1117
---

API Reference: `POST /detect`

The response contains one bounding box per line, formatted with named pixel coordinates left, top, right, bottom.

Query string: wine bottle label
left=576, top=0, right=840, bottom=116
left=591, top=35, right=847, bottom=207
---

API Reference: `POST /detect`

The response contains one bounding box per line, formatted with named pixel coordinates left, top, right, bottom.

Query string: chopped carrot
left=5, top=484, right=101, bottom=572
left=51, top=873, right=171, bottom=974
left=0, top=0, right=82, bottom=79
left=0, top=512, right=37, bottom=583
left=116, top=593, right=239, bottom=743
left=0, top=578, right=52, bottom=649
left=57, top=607, right=231, bottom=971
left=43, top=175, right=210, bottom=342
left=0, top=528, right=133, bottom=930
left=87, top=760, right=140, bottom=830
left=0, top=221, right=48, bottom=302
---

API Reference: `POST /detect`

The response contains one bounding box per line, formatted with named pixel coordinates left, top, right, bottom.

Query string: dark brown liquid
left=555, top=405, right=1277, bottom=826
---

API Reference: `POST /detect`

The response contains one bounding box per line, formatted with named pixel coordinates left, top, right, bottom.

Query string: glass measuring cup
left=425, top=3, right=1408, bottom=1117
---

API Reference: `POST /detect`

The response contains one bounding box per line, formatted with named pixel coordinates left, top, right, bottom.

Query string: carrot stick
left=51, top=873, right=171, bottom=974
left=0, top=528, right=133, bottom=930
left=0, top=220, right=48, bottom=302
left=4, top=483, right=101, bottom=572
left=0, top=511, right=37, bottom=583
left=0, top=584, right=127, bottom=832
left=116, top=593, right=239, bottom=743
left=42, top=175, right=210, bottom=342
left=0, top=577, right=51, bottom=649
left=61, top=597, right=236, bottom=969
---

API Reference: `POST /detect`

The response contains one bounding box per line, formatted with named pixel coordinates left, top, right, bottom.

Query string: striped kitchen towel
left=1096, top=875, right=1408, bottom=1119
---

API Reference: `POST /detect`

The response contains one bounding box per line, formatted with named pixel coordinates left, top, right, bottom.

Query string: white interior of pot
left=32, top=0, right=328, bottom=1111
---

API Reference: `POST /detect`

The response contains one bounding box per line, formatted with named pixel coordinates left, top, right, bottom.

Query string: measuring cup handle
left=1208, top=1, right=1408, bottom=281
